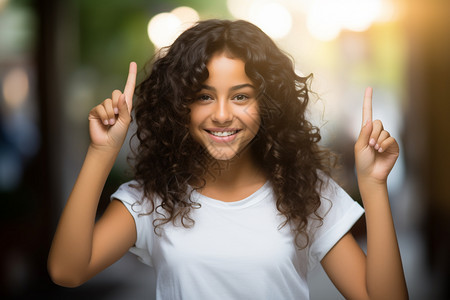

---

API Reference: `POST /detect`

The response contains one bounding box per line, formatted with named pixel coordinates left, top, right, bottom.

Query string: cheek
left=244, top=105, right=261, bottom=131
left=188, top=105, right=208, bottom=140
left=188, top=106, right=202, bottom=127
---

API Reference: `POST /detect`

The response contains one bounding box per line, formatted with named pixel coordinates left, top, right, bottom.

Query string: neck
left=190, top=147, right=268, bottom=202
left=203, top=148, right=265, bottom=188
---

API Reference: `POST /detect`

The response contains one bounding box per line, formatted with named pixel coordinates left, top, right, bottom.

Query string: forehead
left=205, top=52, right=252, bottom=85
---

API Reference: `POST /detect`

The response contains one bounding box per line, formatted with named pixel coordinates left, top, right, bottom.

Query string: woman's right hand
left=88, top=62, right=137, bottom=151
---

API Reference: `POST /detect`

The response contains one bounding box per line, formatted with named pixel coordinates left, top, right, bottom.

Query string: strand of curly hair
left=130, top=19, right=334, bottom=249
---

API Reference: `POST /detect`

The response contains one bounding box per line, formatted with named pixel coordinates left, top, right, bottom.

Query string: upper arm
left=84, top=199, right=137, bottom=282
left=321, top=232, right=369, bottom=300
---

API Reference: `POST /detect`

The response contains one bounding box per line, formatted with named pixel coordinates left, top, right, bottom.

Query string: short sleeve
left=111, top=181, right=154, bottom=267
left=308, top=177, right=364, bottom=271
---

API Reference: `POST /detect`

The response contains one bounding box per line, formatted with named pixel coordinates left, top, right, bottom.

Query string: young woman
left=48, top=19, right=408, bottom=299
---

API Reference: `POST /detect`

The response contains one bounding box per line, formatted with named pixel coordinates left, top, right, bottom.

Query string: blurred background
left=0, top=0, right=448, bottom=299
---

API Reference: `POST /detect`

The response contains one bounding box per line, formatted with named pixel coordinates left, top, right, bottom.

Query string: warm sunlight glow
left=306, top=1, right=341, bottom=41
left=339, top=0, right=382, bottom=32
left=306, top=0, right=385, bottom=41
left=249, top=1, right=292, bottom=39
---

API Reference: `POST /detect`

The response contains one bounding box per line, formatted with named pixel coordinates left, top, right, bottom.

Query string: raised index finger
left=362, top=86, right=373, bottom=127
left=123, top=62, right=137, bottom=111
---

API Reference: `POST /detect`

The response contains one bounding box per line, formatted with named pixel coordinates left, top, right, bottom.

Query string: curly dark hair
left=132, top=19, right=333, bottom=248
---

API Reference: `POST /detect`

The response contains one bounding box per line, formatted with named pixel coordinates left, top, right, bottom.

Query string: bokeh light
left=306, top=0, right=383, bottom=41
left=2, top=67, right=29, bottom=110
left=339, top=0, right=382, bottom=32
left=227, top=0, right=395, bottom=42
left=171, top=6, right=199, bottom=25
left=147, top=6, right=199, bottom=49
left=227, top=0, right=292, bottom=40
left=227, top=0, right=253, bottom=20
left=0, top=0, right=9, bottom=11
left=147, top=12, right=182, bottom=49
left=249, top=1, right=292, bottom=39
left=306, top=1, right=342, bottom=41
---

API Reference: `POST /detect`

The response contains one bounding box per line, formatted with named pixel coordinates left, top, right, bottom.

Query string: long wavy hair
left=132, top=19, right=333, bottom=248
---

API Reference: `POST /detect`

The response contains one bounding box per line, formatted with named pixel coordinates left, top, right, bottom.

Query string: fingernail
left=103, top=120, right=109, bottom=125
left=369, top=138, right=376, bottom=146
left=374, top=144, right=380, bottom=150
left=378, top=147, right=383, bottom=153
left=109, top=118, right=115, bottom=125
left=114, top=108, right=119, bottom=114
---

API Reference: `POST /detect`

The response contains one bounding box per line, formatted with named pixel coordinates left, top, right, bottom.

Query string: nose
left=211, top=99, right=233, bottom=124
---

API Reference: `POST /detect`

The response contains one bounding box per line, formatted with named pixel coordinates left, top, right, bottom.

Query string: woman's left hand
left=354, top=87, right=399, bottom=184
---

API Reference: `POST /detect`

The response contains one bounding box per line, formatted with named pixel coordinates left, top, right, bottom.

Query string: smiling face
left=188, top=52, right=261, bottom=161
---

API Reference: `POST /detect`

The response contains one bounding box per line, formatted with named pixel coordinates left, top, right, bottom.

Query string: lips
left=205, top=129, right=241, bottom=141
left=209, top=130, right=238, bottom=137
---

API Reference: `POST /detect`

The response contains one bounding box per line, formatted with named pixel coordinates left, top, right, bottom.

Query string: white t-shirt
left=111, top=178, right=364, bottom=300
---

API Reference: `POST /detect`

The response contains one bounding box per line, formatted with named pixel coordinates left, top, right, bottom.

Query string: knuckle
left=373, top=119, right=382, bottom=127
left=112, top=90, right=123, bottom=102
left=95, top=104, right=105, bottom=113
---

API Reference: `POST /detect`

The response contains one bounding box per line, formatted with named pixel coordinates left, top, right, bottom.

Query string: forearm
left=48, top=145, right=119, bottom=285
left=359, top=179, right=408, bottom=299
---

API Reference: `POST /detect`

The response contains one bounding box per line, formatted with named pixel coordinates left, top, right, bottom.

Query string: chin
left=204, top=142, right=253, bottom=162
left=206, top=147, right=238, bottom=161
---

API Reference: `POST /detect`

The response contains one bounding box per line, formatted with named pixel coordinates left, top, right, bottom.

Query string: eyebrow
left=201, top=83, right=255, bottom=92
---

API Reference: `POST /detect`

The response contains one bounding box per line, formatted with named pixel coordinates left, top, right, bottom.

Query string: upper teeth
left=210, top=131, right=237, bottom=137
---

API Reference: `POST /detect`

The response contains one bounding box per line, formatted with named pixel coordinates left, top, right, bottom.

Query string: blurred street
left=1, top=0, right=449, bottom=299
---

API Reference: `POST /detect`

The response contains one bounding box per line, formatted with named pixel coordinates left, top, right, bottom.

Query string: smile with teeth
left=207, top=130, right=240, bottom=137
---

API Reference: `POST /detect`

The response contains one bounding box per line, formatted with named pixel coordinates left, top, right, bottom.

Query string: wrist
left=86, top=144, right=121, bottom=166
left=358, top=176, right=387, bottom=192
left=356, top=170, right=389, bottom=186
left=357, top=178, right=389, bottom=205
left=88, top=143, right=121, bottom=156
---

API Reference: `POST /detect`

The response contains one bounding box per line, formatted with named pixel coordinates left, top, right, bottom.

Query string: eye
left=196, top=94, right=213, bottom=102
left=233, top=94, right=249, bottom=101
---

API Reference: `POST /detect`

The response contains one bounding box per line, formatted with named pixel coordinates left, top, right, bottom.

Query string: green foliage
left=77, top=0, right=229, bottom=76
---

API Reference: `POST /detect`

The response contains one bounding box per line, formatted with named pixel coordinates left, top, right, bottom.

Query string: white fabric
left=111, top=177, right=364, bottom=300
